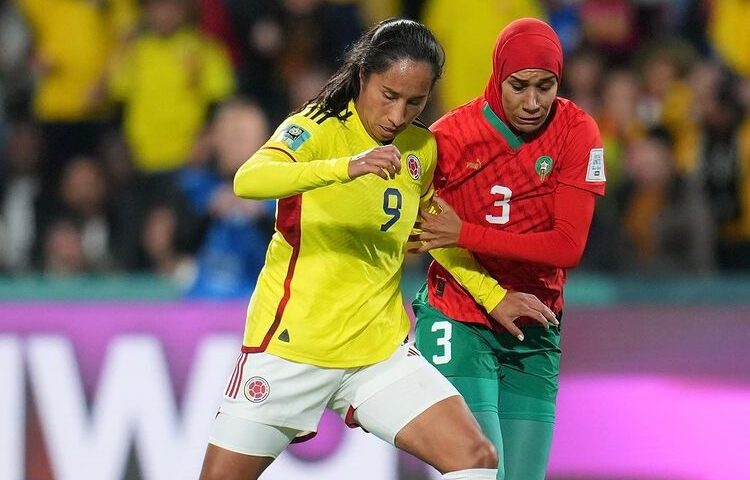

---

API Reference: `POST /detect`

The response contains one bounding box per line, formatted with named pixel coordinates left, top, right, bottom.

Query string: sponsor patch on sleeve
left=276, top=124, right=311, bottom=151
left=585, top=147, right=606, bottom=182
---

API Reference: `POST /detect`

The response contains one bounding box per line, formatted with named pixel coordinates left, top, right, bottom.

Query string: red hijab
left=483, top=18, right=563, bottom=121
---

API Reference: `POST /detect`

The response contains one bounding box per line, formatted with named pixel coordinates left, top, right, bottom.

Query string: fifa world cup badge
left=535, top=155, right=554, bottom=181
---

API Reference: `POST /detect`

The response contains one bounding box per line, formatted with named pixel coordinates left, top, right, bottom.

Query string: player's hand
left=489, top=292, right=558, bottom=341
left=348, top=145, right=401, bottom=180
left=417, top=196, right=462, bottom=252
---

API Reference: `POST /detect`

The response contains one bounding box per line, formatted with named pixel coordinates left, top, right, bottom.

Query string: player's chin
left=513, top=121, right=543, bottom=134
left=378, top=126, right=400, bottom=141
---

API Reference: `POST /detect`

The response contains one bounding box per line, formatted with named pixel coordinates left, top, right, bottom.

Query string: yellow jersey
left=234, top=100, right=504, bottom=368
left=109, top=28, right=234, bottom=172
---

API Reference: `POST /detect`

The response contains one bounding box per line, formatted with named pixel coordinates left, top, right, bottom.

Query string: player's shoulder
left=430, top=97, right=484, bottom=138
left=272, top=104, right=343, bottom=145
left=399, top=117, right=437, bottom=151
left=554, top=97, right=598, bottom=130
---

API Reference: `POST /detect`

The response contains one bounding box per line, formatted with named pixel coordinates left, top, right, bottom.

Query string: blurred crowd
left=0, top=0, right=749, bottom=298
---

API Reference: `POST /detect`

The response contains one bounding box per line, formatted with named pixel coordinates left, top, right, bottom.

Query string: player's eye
left=538, top=85, right=552, bottom=92
left=383, top=92, right=398, bottom=101
left=408, top=98, right=423, bottom=106
left=511, top=84, right=525, bottom=93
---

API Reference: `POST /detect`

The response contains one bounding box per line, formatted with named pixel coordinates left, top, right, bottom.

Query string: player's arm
left=234, top=119, right=401, bottom=200
left=420, top=187, right=596, bottom=268
left=414, top=187, right=558, bottom=338
left=412, top=185, right=504, bottom=310
left=419, top=114, right=605, bottom=268
left=234, top=148, right=351, bottom=200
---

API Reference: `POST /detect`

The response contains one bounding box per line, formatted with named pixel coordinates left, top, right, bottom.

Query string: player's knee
left=472, top=437, right=499, bottom=468
left=452, top=436, right=497, bottom=470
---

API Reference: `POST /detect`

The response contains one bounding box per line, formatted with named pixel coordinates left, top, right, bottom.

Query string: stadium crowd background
left=1, top=0, right=750, bottom=298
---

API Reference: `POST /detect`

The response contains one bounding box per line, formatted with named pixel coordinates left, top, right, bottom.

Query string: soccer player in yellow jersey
left=200, top=19, right=556, bottom=480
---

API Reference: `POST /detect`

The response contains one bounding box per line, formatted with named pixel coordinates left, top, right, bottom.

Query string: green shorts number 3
left=413, top=285, right=561, bottom=423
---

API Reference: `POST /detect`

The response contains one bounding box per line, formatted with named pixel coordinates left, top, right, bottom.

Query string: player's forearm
left=429, top=247, right=507, bottom=311
left=458, top=185, right=595, bottom=268
left=234, top=149, right=351, bottom=200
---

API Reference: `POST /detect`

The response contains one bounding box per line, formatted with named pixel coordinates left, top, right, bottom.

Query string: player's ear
left=358, top=67, right=365, bottom=89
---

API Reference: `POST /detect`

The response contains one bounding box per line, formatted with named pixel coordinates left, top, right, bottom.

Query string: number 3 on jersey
left=380, top=188, right=402, bottom=231
left=486, top=185, right=512, bottom=224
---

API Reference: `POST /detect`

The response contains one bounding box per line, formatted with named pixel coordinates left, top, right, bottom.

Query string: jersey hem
left=260, top=343, right=400, bottom=369
left=218, top=406, right=318, bottom=433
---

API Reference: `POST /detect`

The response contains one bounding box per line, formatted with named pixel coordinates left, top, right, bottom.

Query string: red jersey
left=427, top=97, right=606, bottom=329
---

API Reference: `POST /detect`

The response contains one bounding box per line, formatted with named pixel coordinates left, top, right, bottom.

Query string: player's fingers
left=381, top=144, right=401, bottom=158
left=526, top=308, right=550, bottom=329
left=526, top=297, right=558, bottom=326
left=363, top=163, right=388, bottom=180
left=368, top=158, right=396, bottom=179
left=419, top=209, right=433, bottom=222
left=418, top=231, right=438, bottom=241
left=433, top=196, right=449, bottom=210
left=390, top=155, right=402, bottom=174
left=500, top=320, right=525, bottom=341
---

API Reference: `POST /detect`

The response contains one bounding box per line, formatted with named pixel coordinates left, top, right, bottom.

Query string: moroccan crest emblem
left=535, top=155, right=554, bottom=181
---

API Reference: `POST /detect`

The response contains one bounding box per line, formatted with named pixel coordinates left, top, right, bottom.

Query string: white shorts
left=210, top=343, right=458, bottom=455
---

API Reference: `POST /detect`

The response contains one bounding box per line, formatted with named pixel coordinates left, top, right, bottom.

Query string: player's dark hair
left=302, top=18, right=444, bottom=120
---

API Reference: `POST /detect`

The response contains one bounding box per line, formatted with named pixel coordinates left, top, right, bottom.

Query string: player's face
left=356, top=58, right=433, bottom=142
left=501, top=69, right=558, bottom=134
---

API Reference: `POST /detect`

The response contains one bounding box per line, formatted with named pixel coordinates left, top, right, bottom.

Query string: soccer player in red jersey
left=413, top=18, right=606, bottom=480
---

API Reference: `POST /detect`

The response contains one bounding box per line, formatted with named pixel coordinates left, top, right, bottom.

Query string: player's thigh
left=329, top=344, right=495, bottom=473
left=496, top=325, right=561, bottom=423
left=415, top=307, right=501, bottom=412
left=329, top=343, right=459, bottom=445
left=216, top=350, right=343, bottom=442
left=201, top=414, right=297, bottom=480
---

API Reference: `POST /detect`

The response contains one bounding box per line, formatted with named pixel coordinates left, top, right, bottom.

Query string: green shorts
left=413, top=285, right=561, bottom=423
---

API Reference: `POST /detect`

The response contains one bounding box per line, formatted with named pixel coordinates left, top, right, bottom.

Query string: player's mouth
left=518, top=116, right=543, bottom=124
left=380, top=125, right=400, bottom=138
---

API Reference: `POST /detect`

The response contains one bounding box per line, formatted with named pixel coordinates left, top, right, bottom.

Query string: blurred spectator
left=140, top=201, right=195, bottom=285
left=707, top=0, right=750, bottom=77
left=181, top=98, right=274, bottom=299
left=18, top=0, right=138, bottom=190
left=109, top=0, right=234, bottom=175
left=578, top=0, right=639, bottom=65
left=220, top=0, right=287, bottom=122
left=0, top=0, right=31, bottom=121
left=1, top=0, right=750, bottom=279
left=546, top=0, right=583, bottom=53
left=580, top=69, right=644, bottom=271
left=561, top=48, right=604, bottom=116
left=693, top=70, right=750, bottom=269
left=43, top=218, right=87, bottom=275
left=38, top=156, right=114, bottom=272
left=620, top=128, right=714, bottom=273
left=0, top=120, right=41, bottom=272
left=597, top=69, right=644, bottom=190
left=422, top=0, right=546, bottom=111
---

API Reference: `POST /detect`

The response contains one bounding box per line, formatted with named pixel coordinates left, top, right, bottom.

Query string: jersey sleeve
left=429, top=248, right=507, bottom=312
left=430, top=115, right=462, bottom=190
left=233, top=112, right=352, bottom=200
left=557, top=112, right=606, bottom=196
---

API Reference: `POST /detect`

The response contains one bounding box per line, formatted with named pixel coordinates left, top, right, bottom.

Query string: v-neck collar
left=482, top=102, right=523, bottom=151
left=347, top=99, right=391, bottom=145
